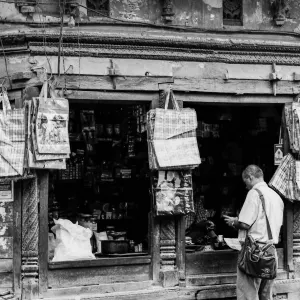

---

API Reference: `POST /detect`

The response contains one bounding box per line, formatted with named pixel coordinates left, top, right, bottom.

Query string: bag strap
left=39, top=80, right=58, bottom=103
left=253, top=188, right=273, bottom=240
left=164, top=88, right=180, bottom=111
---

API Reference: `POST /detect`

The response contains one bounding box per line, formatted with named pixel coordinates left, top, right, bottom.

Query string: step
left=38, top=286, right=179, bottom=300
left=42, top=280, right=154, bottom=299
left=183, top=284, right=236, bottom=300
left=187, top=269, right=288, bottom=287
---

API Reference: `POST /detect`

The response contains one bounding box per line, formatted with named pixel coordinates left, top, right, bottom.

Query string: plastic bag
left=51, top=218, right=95, bottom=262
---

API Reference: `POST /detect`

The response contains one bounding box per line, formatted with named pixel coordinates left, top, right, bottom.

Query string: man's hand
left=223, top=215, right=236, bottom=227
left=223, top=215, right=250, bottom=230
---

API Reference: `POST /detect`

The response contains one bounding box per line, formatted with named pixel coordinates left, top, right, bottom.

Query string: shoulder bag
left=238, top=188, right=277, bottom=279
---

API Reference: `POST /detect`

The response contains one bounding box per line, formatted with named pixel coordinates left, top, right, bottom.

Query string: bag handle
left=39, top=80, right=58, bottom=103
left=254, top=188, right=273, bottom=240
left=0, top=87, right=12, bottom=116
left=164, top=88, right=180, bottom=111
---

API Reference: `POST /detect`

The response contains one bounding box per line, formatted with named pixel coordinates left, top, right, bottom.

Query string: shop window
left=86, top=0, right=109, bottom=17
left=223, top=0, right=243, bottom=26
left=48, top=103, right=150, bottom=263
left=185, top=104, right=285, bottom=272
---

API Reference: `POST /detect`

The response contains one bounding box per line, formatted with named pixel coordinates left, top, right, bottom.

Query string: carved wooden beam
left=162, top=0, right=175, bottom=23
left=269, top=62, right=282, bottom=96
left=107, top=59, right=120, bottom=90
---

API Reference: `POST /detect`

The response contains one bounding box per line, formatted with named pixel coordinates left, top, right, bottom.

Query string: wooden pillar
left=150, top=89, right=186, bottom=287
left=21, top=86, right=41, bottom=299
left=282, top=106, right=295, bottom=278
left=159, top=218, right=177, bottom=287
left=37, top=171, right=49, bottom=296
left=21, top=178, right=39, bottom=300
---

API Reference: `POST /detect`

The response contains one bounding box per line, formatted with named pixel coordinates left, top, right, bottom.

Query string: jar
left=114, top=124, right=120, bottom=136
left=106, top=124, right=113, bottom=137
left=90, top=218, right=98, bottom=232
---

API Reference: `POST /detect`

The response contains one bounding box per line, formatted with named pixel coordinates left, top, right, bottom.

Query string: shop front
left=2, top=29, right=300, bottom=300
left=39, top=100, right=155, bottom=297
left=183, top=103, right=290, bottom=296
left=36, top=91, right=294, bottom=300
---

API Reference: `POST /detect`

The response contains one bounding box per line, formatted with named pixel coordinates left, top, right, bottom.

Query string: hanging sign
left=0, top=181, right=13, bottom=202
left=274, top=144, right=284, bottom=166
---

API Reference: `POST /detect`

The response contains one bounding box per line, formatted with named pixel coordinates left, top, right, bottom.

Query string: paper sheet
left=224, top=238, right=242, bottom=251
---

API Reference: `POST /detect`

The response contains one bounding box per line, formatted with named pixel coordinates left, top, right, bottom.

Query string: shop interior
left=47, top=101, right=284, bottom=261
left=185, top=103, right=284, bottom=252
left=48, top=102, right=151, bottom=261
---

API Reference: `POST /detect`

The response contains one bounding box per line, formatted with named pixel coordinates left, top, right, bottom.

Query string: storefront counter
left=48, top=255, right=152, bottom=288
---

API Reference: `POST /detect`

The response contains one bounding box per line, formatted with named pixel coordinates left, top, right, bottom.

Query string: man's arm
left=223, top=216, right=250, bottom=230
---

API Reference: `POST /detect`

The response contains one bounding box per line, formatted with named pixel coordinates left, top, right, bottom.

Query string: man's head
left=242, top=165, right=264, bottom=190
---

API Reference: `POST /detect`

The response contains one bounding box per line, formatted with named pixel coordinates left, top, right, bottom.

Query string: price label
left=0, top=181, right=13, bottom=202
left=274, top=144, right=283, bottom=166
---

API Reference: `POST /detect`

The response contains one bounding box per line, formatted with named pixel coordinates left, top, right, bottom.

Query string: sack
left=0, top=89, right=25, bottom=177
left=51, top=218, right=95, bottom=262
left=147, top=89, right=201, bottom=170
left=238, top=189, right=277, bottom=279
left=154, top=170, right=194, bottom=216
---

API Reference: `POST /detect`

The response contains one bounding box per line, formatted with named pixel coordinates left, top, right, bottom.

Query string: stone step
left=38, top=286, right=181, bottom=300
left=187, top=273, right=236, bottom=286
left=42, top=280, right=154, bottom=299
left=187, top=269, right=288, bottom=287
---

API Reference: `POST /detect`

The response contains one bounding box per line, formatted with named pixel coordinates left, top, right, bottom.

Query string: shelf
left=49, top=255, right=151, bottom=269
left=55, top=179, right=83, bottom=184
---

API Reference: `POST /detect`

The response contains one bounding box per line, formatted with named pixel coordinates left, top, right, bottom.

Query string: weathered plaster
left=243, top=0, right=263, bottom=29
left=202, top=0, right=222, bottom=9
left=0, top=3, right=24, bottom=20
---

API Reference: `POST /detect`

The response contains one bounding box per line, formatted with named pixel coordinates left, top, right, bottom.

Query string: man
left=224, top=165, right=284, bottom=300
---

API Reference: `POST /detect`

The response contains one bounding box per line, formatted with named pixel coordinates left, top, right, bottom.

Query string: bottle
left=129, top=240, right=135, bottom=252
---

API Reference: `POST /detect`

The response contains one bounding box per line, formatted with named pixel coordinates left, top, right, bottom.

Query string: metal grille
left=223, top=0, right=242, bottom=26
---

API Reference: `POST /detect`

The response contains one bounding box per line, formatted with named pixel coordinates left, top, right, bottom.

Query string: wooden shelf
left=49, top=255, right=151, bottom=269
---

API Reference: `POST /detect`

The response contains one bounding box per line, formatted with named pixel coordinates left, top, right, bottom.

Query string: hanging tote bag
left=154, top=170, right=194, bottom=216
left=147, top=89, right=201, bottom=170
left=35, top=82, right=70, bottom=155
left=0, top=88, right=25, bottom=177
left=26, top=99, right=66, bottom=170
left=238, top=188, right=277, bottom=280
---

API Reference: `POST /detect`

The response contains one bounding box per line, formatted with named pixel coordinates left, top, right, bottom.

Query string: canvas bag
left=269, top=153, right=300, bottom=202
left=154, top=170, right=194, bottom=216
left=35, top=82, right=70, bottom=155
left=26, top=99, right=66, bottom=170
left=147, top=89, right=201, bottom=170
left=0, top=88, right=25, bottom=177
left=238, top=189, right=277, bottom=280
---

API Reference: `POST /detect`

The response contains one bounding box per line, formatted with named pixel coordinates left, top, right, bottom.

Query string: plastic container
left=101, top=240, right=129, bottom=254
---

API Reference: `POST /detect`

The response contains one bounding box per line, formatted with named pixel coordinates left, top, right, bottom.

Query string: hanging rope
left=0, top=37, right=12, bottom=90
left=77, top=11, right=81, bottom=90
left=57, top=0, right=66, bottom=76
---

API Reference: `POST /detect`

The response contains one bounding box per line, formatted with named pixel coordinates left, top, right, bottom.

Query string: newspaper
left=224, top=238, right=242, bottom=251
